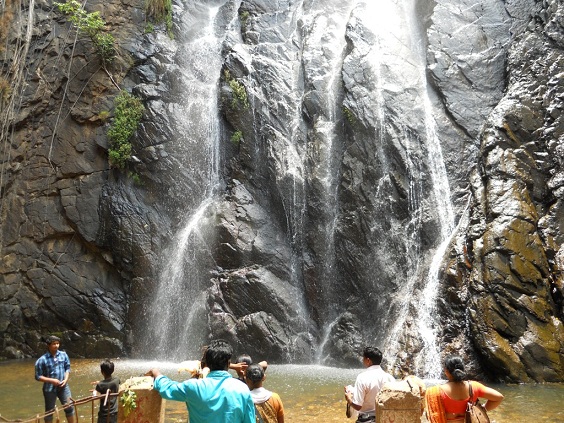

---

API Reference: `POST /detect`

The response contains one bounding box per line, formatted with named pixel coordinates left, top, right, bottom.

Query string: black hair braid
left=444, top=355, right=467, bottom=382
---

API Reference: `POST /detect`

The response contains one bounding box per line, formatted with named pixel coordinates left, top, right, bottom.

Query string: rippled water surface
left=1, top=359, right=562, bottom=422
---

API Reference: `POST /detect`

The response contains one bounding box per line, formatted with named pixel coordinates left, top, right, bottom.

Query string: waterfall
left=148, top=199, right=214, bottom=359
left=414, top=90, right=455, bottom=378
left=146, top=1, right=234, bottom=360
left=350, top=0, right=426, bottom=366
left=411, top=0, right=455, bottom=379
left=300, top=0, right=357, bottom=360
left=357, top=0, right=455, bottom=377
left=144, top=0, right=455, bottom=368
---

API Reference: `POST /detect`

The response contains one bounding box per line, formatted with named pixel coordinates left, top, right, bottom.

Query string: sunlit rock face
left=0, top=0, right=562, bottom=382
left=439, top=0, right=564, bottom=382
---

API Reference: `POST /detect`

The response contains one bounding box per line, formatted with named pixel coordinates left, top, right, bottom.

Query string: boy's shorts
left=97, top=414, right=118, bottom=423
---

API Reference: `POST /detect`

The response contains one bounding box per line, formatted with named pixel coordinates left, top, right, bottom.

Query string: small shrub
left=145, top=0, right=173, bottom=38
left=231, top=130, right=243, bottom=145
left=107, top=91, right=144, bottom=169
left=120, top=390, right=137, bottom=417
left=55, top=0, right=115, bottom=65
left=98, top=110, right=110, bottom=121
left=239, top=10, right=249, bottom=32
left=224, top=70, right=249, bottom=110
left=93, top=32, right=116, bottom=64
left=343, top=106, right=356, bottom=126
left=144, top=22, right=155, bottom=34
left=127, top=171, right=142, bottom=185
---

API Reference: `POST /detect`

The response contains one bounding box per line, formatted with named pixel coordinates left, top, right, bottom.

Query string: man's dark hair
left=236, top=354, right=252, bottom=365
left=363, top=346, right=383, bottom=365
left=100, top=359, right=115, bottom=377
left=45, top=335, right=61, bottom=345
left=203, top=339, right=233, bottom=371
left=246, top=364, right=264, bottom=384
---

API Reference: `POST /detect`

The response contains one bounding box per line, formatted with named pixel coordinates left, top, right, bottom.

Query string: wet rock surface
left=0, top=0, right=562, bottom=382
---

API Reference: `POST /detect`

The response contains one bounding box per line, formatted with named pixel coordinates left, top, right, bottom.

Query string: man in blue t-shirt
left=146, top=339, right=255, bottom=423
left=34, top=335, right=76, bottom=423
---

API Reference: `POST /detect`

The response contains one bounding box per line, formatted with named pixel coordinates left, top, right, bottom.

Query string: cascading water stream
left=355, top=0, right=428, bottom=363
left=145, top=0, right=455, bottom=369
left=357, top=0, right=455, bottom=377
left=146, top=1, right=233, bottom=361
left=299, top=0, right=357, bottom=361
left=414, top=93, right=455, bottom=378
left=408, top=0, right=455, bottom=379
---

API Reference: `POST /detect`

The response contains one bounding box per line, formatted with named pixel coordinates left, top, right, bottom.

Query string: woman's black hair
left=246, top=364, right=264, bottom=383
left=236, top=354, right=252, bottom=365
left=444, top=355, right=467, bottom=382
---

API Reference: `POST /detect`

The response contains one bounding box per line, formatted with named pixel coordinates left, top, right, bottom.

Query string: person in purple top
left=34, top=335, right=76, bottom=423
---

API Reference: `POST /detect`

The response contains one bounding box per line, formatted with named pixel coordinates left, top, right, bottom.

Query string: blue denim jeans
left=43, top=385, right=75, bottom=421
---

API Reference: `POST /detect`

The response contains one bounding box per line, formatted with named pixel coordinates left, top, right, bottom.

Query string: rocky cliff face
left=438, top=0, right=564, bottom=382
left=0, top=0, right=562, bottom=382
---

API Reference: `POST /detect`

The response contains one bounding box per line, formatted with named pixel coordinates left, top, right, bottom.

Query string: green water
left=1, top=359, right=562, bottom=422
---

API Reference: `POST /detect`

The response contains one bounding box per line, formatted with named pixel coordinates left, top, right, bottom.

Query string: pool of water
left=1, top=359, right=563, bottom=422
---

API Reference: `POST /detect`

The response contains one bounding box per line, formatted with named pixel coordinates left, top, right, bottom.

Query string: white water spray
left=409, top=0, right=455, bottom=378
left=358, top=0, right=455, bottom=377
left=147, top=1, right=234, bottom=360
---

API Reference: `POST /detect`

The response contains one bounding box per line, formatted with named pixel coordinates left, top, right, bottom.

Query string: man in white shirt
left=344, top=346, right=395, bottom=422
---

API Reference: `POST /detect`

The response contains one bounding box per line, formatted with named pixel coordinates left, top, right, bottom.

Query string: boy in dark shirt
left=93, top=359, right=120, bottom=423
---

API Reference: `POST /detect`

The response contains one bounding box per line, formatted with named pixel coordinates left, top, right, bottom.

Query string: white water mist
left=147, top=2, right=232, bottom=360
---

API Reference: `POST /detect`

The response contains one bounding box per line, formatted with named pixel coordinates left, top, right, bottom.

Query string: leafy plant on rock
left=107, top=91, right=144, bottom=170
left=55, top=0, right=116, bottom=66
left=145, top=0, right=174, bottom=39
left=239, top=10, right=250, bottom=32
left=224, top=70, right=249, bottom=110
left=231, top=130, right=243, bottom=145
left=343, top=106, right=357, bottom=126
left=120, top=389, right=137, bottom=417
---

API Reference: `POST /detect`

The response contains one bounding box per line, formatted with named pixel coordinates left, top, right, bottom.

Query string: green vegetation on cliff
left=55, top=0, right=115, bottom=66
left=223, top=70, right=249, bottom=110
left=107, top=91, right=144, bottom=169
left=145, top=0, right=173, bottom=38
left=231, top=130, right=243, bottom=145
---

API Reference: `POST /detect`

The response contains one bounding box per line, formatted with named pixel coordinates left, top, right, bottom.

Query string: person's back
left=176, top=371, right=253, bottom=422
left=425, top=355, right=503, bottom=423
left=344, top=346, right=394, bottom=421
left=355, top=364, right=395, bottom=414
left=94, top=359, right=120, bottom=423
left=148, top=339, right=255, bottom=423
left=246, top=364, right=284, bottom=423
